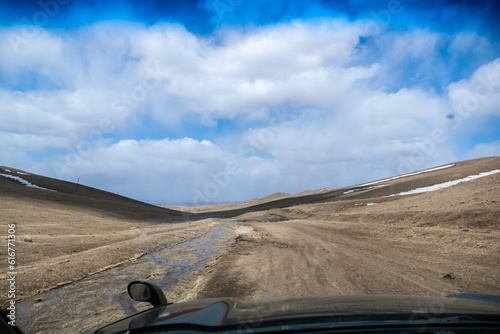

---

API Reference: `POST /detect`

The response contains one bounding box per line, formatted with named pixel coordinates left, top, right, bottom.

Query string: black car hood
left=95, top=294, right=500, bottom=333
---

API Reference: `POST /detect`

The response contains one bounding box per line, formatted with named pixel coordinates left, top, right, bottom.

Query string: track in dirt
left=17, top=222, right=235, bottom=334
left=194, top=220, right=500, bottom=301
left=2, top=157, right=499, bottom=333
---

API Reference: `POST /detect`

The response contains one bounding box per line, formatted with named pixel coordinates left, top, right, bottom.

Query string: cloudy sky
left=1, top=0, right=499, bottom=205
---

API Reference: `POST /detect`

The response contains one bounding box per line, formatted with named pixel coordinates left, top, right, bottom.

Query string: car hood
left=95, top=294, right=500, bottom=333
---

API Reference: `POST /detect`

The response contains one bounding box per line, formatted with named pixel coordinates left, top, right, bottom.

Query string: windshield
left=1, top=1, right=499, bottom=333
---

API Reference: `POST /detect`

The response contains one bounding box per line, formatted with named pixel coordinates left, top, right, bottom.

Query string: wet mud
left=17, top=222, right=234, bottom=333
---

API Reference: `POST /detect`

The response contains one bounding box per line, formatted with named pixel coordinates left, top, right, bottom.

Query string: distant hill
left=0, top=166, right=185, bottom=221
left=190, top=156, right=500, bottom=218
left=2, top=156, right=499, bottom=220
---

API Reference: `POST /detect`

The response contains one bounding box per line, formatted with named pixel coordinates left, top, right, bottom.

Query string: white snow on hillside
left=1, top=168, right=28, bottom=175
left=344, top=186, right=373, bottom=194
left=343, top=184, right=386, bottom=195
left=387, top=169, right=500, bottom=197
left=359, top=164, right=455, bottom=187
left=0, top=173, right=56, bottom=192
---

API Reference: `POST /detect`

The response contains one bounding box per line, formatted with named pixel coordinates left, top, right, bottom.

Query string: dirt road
left=191, top=219, right=500, bottom=301
left=16, top=221, right=236, bottom=334
left=4, top=157, right=500, bottom=333
left=191, top=170, right=500, bottom=301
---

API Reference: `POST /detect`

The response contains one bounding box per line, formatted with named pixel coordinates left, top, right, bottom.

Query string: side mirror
left=128, top=281, right=168, bottom=307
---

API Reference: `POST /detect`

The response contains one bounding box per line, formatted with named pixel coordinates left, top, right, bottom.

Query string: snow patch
left=359, top=164, right=455, bottom=187
left=387, top=169, right=500, bottom=197
left=343, top=184, right=386, bottom=195
left=344, top=186, right=373, bottom=194
left=366, top=203, right=377, bottom=206
left=0, top=173, right=56, bottom=192
left=2, top=168, right=28, bottom=175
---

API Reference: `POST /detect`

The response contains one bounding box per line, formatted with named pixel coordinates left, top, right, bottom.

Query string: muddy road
left=192, top=219, right=500, bottom=301
left=16, top=215, right=500, bottom=333
left=17, top=222, right=235, bottom=334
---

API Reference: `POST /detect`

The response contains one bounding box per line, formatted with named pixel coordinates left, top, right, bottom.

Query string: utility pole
left=75, top=177, right=80, bottom=195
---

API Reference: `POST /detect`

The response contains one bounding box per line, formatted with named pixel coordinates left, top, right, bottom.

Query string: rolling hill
left=3, top=156, right=499, bottom=220
left=192, top=156, right=500, bottom=218
left=3, top=157, right=500, bottom=334
left=189, top=156, right=500, bottom=303
left=0, top=166, right=184, bottom=221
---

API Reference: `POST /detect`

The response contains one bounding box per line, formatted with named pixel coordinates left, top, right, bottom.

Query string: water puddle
left=17, top=222, right=234, bottom=333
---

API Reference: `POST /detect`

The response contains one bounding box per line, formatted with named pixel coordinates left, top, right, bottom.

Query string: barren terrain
left=190, top=157, right=500, bottom=299
left=1, top=157, right=499, bottom=333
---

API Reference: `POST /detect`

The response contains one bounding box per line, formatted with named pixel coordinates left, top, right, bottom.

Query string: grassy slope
left=0, top=156, right=498, bottom=305
left=0, top=167, right=186, bottom=221
left=195, top=156, right=500, bottom=218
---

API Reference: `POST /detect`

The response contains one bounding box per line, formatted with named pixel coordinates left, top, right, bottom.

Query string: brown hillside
left=0, top=166, right=185, bottom=221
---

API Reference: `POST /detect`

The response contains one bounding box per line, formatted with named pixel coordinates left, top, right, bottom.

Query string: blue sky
left=1, top=0, right=499, bottom=205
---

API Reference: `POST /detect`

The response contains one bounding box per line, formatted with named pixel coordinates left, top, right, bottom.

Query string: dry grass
left=0, top=194, right=213, bottom=305
left=189, top=157, right=500, bottom=299
left=0, top=156, right=499, bottom=307
left=21, top=235, right=33, bottom=243
left=0, top=172, right=207, bottom=306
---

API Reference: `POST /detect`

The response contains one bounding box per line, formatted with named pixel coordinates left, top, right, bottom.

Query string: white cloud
left=0, top=19, right=380, bottom=142
left=127, top=20, right=371, bottom=120
left=449, top=32, right=490, bottom=55
left=244, top=88, right=452, bottom=165
left=0, top=20, right=461, bottom=135
left=0, top=19, right=498, bottom=204
left=0, top=27, right=63, bottom=70
left=466, top=141, right=500, bottom=159
left=44, top=137, right=288, bottom=204
left=447, top=58, right=500, bottom=116
left=385, top=29, right=440, bottom=62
